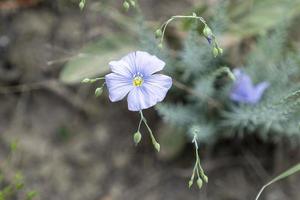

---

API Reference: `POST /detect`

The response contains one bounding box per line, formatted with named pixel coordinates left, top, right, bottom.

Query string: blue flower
left=230, top=69, right=269, bottom=104
left=105, top=51, right=172, bottom=111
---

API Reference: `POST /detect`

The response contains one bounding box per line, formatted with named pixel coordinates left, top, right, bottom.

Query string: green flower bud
left=155, top=29, right=162, bottom=38
left=213, top=47, right=219, bottom=57
left=192, top=12, right=197, bottom=17
left=203, top=25, right=212, bottom=37
left=203, top=175, right=208, bottom=183
left=196, top=178, right=203, bottom=189
left=123, top=1, right=130, bottom=11
left=188, top=180, right=193, bottom=188
left=158, top=43, right=163, bottom=49
left=95, top=87, right=103, bottom=97
left=129, top=0, right=136, bottom=7
left=79, top=1, right=85, bottom=10
left=153, top=141, right=160, bottom=152
left=218, top=47, right=223, bottom=55
left=133, top=131, right=142, bottom=145
left=82, top=78, right=90, bottom=83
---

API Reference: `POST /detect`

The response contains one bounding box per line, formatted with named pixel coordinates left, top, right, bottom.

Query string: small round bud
left=95, top=87, right=103, bottom=97
left=123, top=1, right=130, bottom=11
left=154, top=142, right=160, bottom=152
left=129, top=0, right=136, bottom=7
left=203, top=175, right=208, bottom=183
left=82, top=78, right=90, bottom=83
left=79, top=1, right=85, bottom=10
left=218, top=48, right=223, bottom=55
left=158, top=43, right=163, bottom=49
left=188, top=180, right=193, bottom=188
left=213, top=47, right=219, bottom=57
left=203, top=25, right=212, bottom=37
left=133, top=131, right=142, bottom=145
left=192, top=12, right=197, bottom=17
left=155, top=29, right=162, bottom=38
left=196, top=178, right=203, bottom=189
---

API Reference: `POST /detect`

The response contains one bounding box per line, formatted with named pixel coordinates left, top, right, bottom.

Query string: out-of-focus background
left=0, top=0, right=300, bottom=200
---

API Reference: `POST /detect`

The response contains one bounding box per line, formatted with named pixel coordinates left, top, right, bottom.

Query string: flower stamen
left=133, top=76, right=143, bottom=87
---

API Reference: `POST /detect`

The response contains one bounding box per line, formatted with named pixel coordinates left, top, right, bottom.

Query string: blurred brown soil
left=0, top=1, right=300, bottom=200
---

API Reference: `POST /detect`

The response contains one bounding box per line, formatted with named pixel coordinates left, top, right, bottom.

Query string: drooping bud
left=79, top=1, right=85, bottom=10
left=133, top=131, right=142, bottom=145
left=155, top=29, right=162, bottom=38
left=129, top=0, right=136, bottom=7
left=203, top=175, right=208, bottom=183
left=95, top=87, right=103, bottom=97
left=213, top=47, right=219, bottom=57
left=196, top=178, right=203, bottom=189
left=158, top=43, right=163, bottom=49
left=218, top=47, right=223, bottom=55
left=188, top=180, right=193, bottom=188
left=123, top=1, right=130, bottom=11
left=82, top=78, right=91, bottom=83
left=153, top=141, right=160, bottom=152
left=203, top=25, right=212, bottom=38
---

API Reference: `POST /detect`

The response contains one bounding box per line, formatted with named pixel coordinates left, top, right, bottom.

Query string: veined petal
left=121, top=51, right=165, bottom=76
left=143, top=74, right=172, bottom=102
left=105, top=73, right=133, bottom=102
left=135, top=51, right=166, bottom=76
left=127, top=87, right=157, bottom=111
left=109, top=60, right=133, bottom=78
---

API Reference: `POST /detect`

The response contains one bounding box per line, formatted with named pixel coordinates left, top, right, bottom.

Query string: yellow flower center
left=133, top=76, right=143, bottom=87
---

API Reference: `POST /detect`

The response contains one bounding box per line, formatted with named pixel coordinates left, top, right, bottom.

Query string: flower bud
left=155, top=29, right=162, bottom=38
left=79, top=1, right=85, bottom=10
left=129, top=0, right=136, bottom=7
left=133, top=131, right=142, bottom=145
left=123, top=1, right=130, bottom=11
left=95, top=87, right=103, bottom=97
left=82, top=78, right=91, bottom=83
left=218, top=47, right=223, bottom=55
left=196, top=178, right=203, bottom=189
left=153, top=141, right=160, bottom=152
left=158, top=43, right=163, bottom=49
left=203, top=175, right=208, bottom=183
left=203, top=25, right=212, bottom=38
left=188, top=180, right=193, bottom=188
left=213, top=47, right=219, bottom=57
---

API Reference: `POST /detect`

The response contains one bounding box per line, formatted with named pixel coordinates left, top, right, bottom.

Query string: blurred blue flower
left=105, top=51, right=172, bottom=111
left=230, top=69, right=269, bottom=104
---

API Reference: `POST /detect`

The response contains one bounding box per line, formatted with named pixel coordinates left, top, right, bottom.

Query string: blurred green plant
left=0, top=141, right=38, bottom=200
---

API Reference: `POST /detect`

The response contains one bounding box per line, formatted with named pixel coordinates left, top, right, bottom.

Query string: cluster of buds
left=202, top=24, right=223, bottom=57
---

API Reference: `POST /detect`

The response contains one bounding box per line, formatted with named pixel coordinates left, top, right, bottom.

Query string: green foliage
left=153, top=1, right=300, bottom=142
left=0, top=141, right=38, bottom=200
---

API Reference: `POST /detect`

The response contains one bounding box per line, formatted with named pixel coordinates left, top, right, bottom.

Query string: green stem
left=139, top=110, right=160, bottom=152
left=159, top=15, right=206, bottom=45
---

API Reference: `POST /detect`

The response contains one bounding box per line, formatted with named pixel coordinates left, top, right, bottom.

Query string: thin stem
left=139, top=110, right=160, bottom=151
left=159, top=15, right=206, bottom=45
left=137, top=116, right=143, bottom=132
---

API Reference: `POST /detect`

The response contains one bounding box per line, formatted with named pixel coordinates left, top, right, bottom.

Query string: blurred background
left=0, top=0, right=300, bottom=200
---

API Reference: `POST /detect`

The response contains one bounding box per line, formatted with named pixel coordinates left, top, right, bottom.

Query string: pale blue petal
left=121, top=51, right=165, bottom=76
left=127, top=87, right=157, bottom=111
left=231, top=69, right=253, bottom=96
left=109, top=60, right=133, bottom=78
left=105, top=73, right=133, bottom=102
left=143, top=74, right=172, bottom=102
left=135, top=51, right=165, bottom=76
